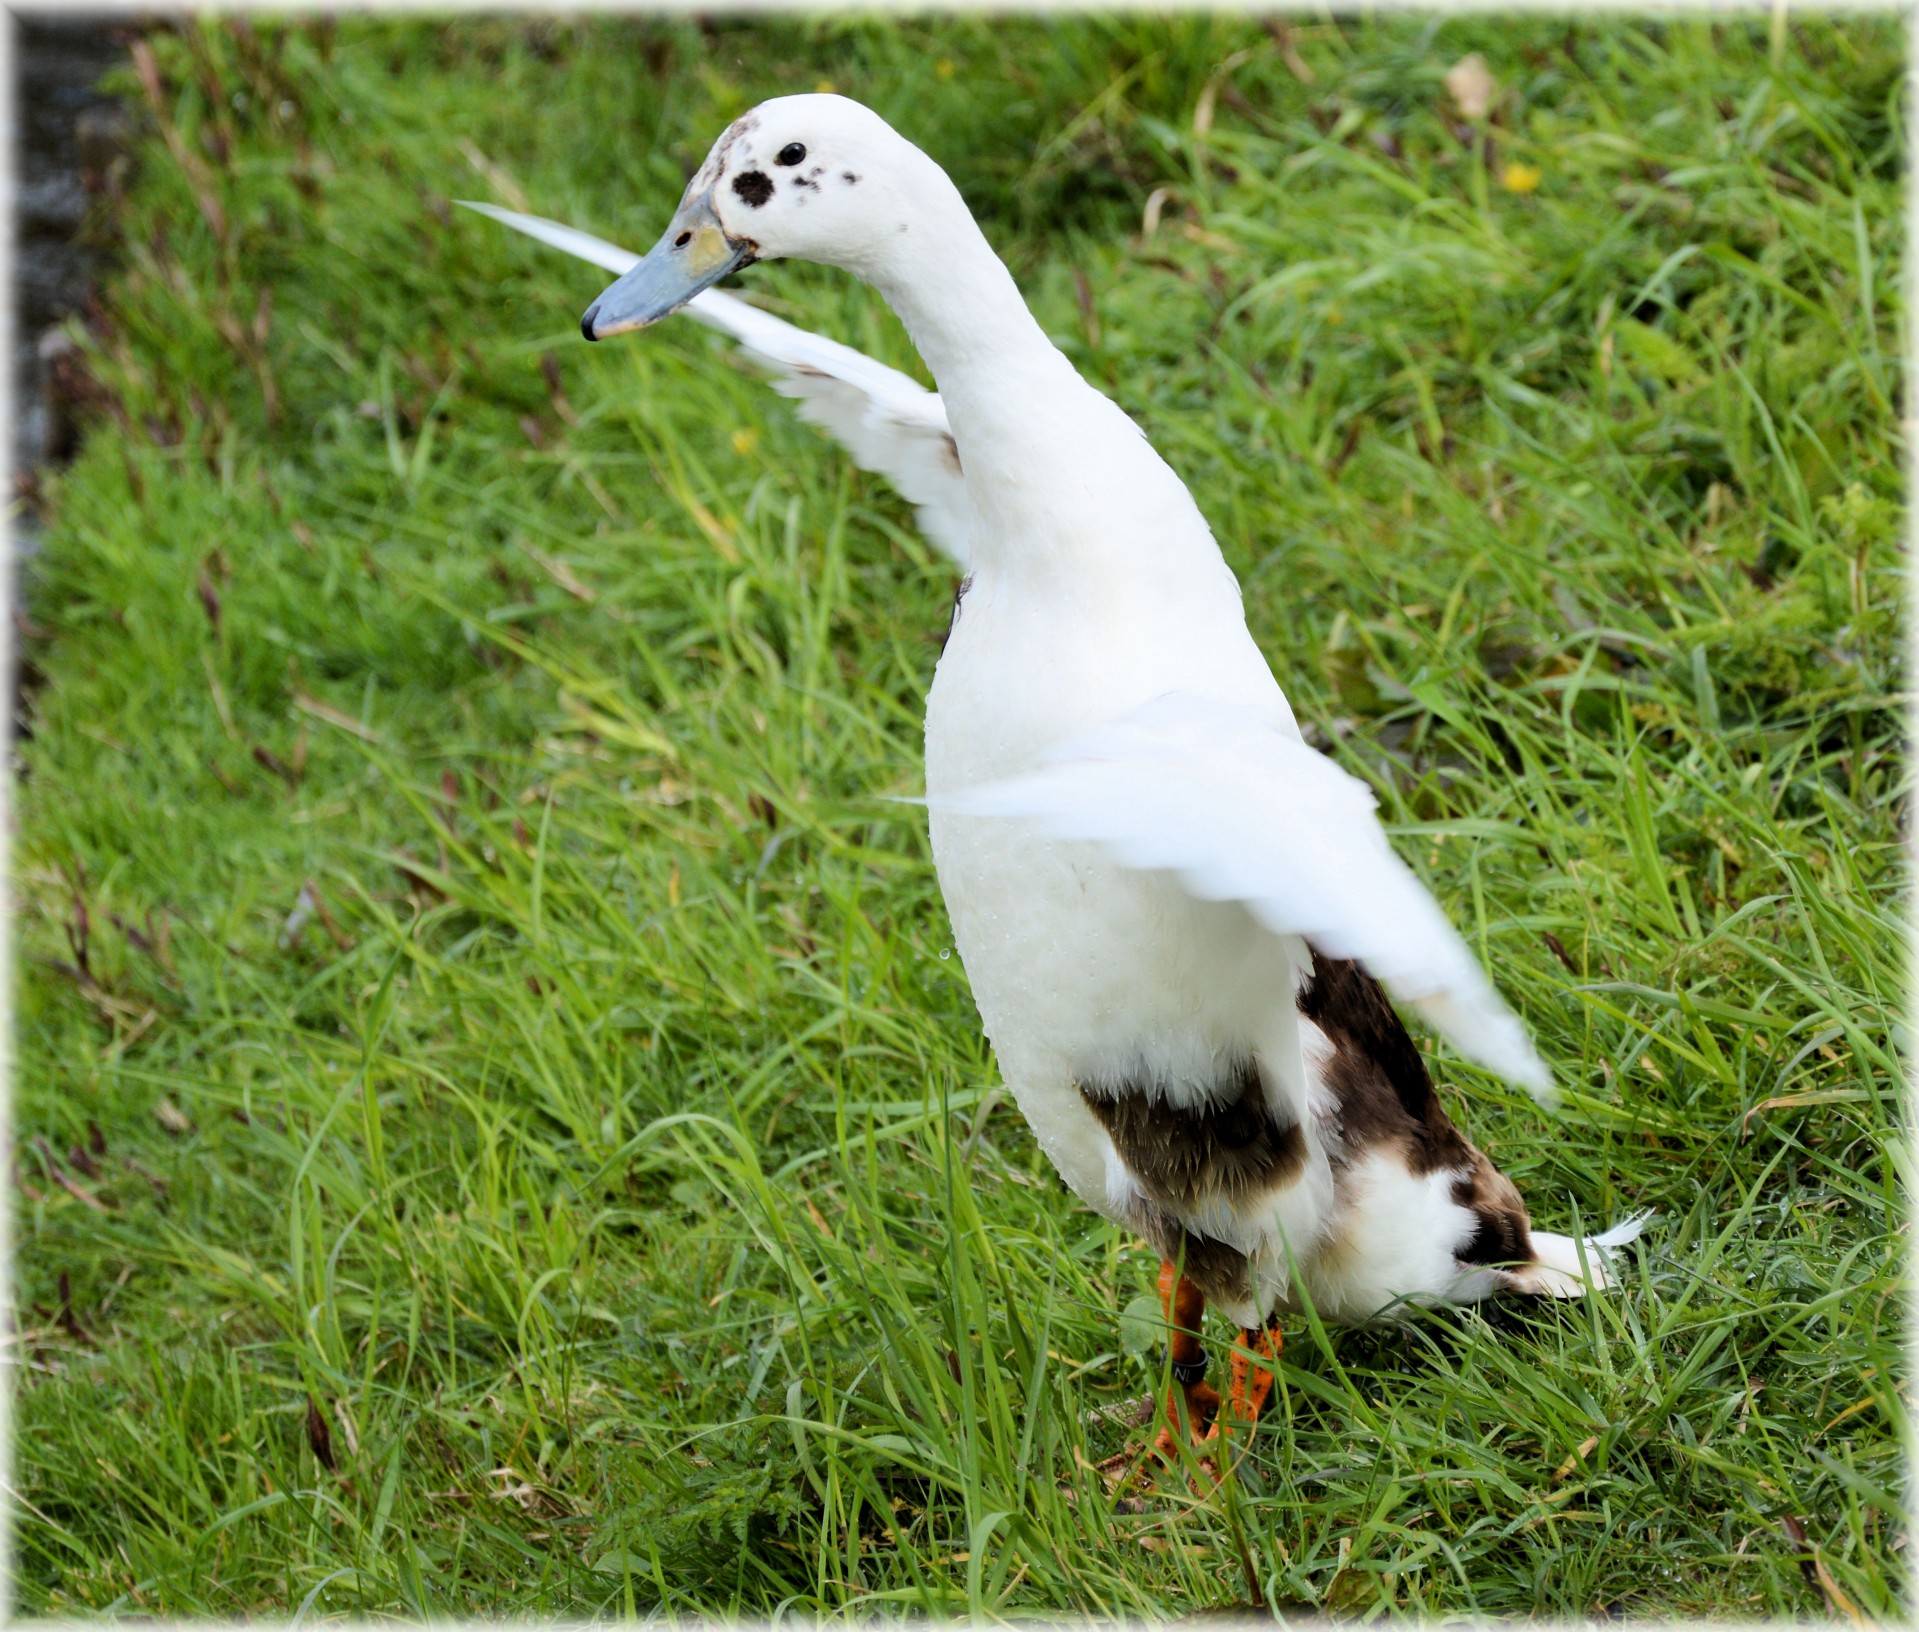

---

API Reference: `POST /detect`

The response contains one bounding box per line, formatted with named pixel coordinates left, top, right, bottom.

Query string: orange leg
left=1199, top=1320, right=1283, bottom=1473
left=1148, top=1260, right=1220, bottom=1461
left=1097, top=1259, right=1219, bottom=1488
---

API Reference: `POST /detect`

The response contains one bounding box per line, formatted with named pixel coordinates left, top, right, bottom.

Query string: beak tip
left=580, top=305, right=600, bottom=343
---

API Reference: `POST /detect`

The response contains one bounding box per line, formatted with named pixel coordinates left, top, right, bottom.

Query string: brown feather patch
left=1079, top=1058, right=1304, bottom=1305
left=1450, top=1156, right=1533, bottom=1267
left=1138, top=1211, right=1252, bottom=1304
left=1079, top=1058, right=1306, bottom=1211
left=1298, top=951, right=1474, bottom=1175
left=1299, top=951, right=1537, bottom=1270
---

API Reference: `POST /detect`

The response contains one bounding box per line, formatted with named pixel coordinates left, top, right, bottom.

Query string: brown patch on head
left=732, top=170, right=775, bottom=208
left=1081, top=1058, right=1306, bottom=1213
left=696, top=115, right=758, bottom=189
left=1451, top=1154, right=1531, bottom=1267
left=1299, top=951, right=1473, bottom=1174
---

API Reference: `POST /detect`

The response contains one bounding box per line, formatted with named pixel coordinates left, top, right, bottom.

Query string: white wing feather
left=930, top=693, right=1554, bottom=1099
left=458, top=201, right=973, bottom=566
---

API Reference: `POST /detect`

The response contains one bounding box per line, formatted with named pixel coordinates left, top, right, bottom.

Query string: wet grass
left=11, top=13, right=1905, bottom=1619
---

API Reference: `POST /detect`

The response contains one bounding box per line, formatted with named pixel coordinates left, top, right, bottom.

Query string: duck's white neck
left=881, top=264, right=1090, bottom=507
left=854, top=169, right=1067, bottom=402
left=816, top=147, right=1234, bottom=611
left=846, top=169, right=1182, bottom=583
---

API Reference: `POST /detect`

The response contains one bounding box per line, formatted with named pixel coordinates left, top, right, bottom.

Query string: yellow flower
left=1501, top=162, right=1543, bottom=194
left=731, top=428, right=760, bottom=456
left=936, top=58, right=955, bottom=79
left=814, top=79, right=837, bottom=95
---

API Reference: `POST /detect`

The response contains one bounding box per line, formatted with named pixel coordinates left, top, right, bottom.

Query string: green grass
left=12, top=13, right=1905, bottom=1619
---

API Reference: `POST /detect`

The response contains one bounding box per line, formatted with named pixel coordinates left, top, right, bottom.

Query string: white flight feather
left=457, top=201, right=973, bottom=566
left=929, top=692, right=1555, bottom=1100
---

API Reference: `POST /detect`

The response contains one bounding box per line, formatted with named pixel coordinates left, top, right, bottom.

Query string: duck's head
left=582, top=94, right=937, bottom=340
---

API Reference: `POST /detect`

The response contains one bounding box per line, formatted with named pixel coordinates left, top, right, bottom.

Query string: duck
left=468, top=95, right=1643, bottom=1475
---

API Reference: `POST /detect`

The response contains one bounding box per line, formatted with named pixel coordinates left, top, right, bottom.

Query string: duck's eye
left=775, top=142, right=807, bottom=167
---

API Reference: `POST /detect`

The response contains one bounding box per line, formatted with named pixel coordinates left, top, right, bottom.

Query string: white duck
left=472, top=95, right=1641, bottom=1469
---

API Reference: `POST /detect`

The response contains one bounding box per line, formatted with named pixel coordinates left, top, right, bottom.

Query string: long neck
left=854, top=176, right=1156, bottom=579
left=847, top=157, right=1231, bottom=611
left=865, top=191, right=1084, bottom=443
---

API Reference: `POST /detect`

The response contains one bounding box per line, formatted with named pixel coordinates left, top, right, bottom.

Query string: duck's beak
left=580, top=188, right=756, bottom=341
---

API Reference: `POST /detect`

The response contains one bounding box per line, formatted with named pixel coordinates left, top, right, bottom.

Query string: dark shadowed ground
left=12, top=15, right=123, bottom=482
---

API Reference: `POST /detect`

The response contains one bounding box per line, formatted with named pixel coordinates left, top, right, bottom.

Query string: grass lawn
left=11, top=13, right=1905, bottom=1619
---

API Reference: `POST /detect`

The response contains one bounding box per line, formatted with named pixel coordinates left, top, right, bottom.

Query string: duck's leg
left=1198, top=1319, right=1283, bottom=1473
left=1149, top=1259, right=1221, bottom=1458
left=1098, top=1259, right=1219, bottom=1487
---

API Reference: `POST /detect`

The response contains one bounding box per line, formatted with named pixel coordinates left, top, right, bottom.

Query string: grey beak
left=580, top=189, right=756, bottom=340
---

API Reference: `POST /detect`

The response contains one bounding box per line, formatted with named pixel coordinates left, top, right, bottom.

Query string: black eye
left=775, top=142, right=807, bottom=167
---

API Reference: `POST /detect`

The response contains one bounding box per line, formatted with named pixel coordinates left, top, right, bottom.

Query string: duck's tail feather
left=1511, top=1212, right=1651, bottom=1298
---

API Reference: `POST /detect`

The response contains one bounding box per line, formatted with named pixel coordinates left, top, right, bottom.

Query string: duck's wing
left=929, top=691, right=1554, bottom=1099
left=458, top=202, right=973, bottom=567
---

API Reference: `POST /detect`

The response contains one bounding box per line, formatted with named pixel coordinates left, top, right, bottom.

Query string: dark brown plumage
left=1079, top=1057, right=1307, bottom=1302
left=1301, top=950, right=1532, bottom=1264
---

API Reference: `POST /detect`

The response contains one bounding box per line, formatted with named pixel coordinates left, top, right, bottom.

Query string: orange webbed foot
left=1098, top=1377, right=1219, bottom=1492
